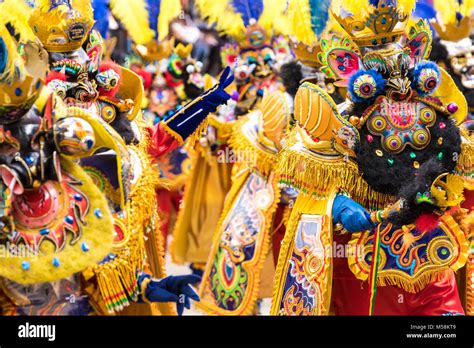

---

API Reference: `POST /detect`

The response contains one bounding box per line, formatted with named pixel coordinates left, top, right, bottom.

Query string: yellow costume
left=197, top=92, right=290, bottom=314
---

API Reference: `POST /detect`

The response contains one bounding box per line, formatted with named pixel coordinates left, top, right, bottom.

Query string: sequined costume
left=133, top=43, right=207, bottom=249
left=197, top=92, right=291, bottom=315
left=271, top=0, right=471, bottom=316
left=171, top=0, right=291, bottom=272
left=0, top=0, right=233, bottom=316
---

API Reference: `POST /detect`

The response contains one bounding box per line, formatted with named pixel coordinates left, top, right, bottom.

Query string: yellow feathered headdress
left=196, top=0, right=291, bottom=48
left=431, top=0, right=474, bottom=42
left=0, top=0, right=48, bottom=118
left=106, top=0, right=181, bottom=61
left=108, top=0, right=181, bottom=44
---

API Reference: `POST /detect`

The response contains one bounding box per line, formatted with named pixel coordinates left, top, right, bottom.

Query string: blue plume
left=309, top=0, right=330, bottom=37
left=369, top=0, right=397, bottom=6
left=91, top=0, right=110, bottom=38
left=414, top=1, right=436, bottom=19
left=231, top=0, right=264, bottom=26
left=146, top=0, right=161, bottom=39
left=0, top=38, right=7, bottom=75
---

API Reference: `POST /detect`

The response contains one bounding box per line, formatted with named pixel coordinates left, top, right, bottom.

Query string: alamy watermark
left=216, top=148, right=257, bottom=164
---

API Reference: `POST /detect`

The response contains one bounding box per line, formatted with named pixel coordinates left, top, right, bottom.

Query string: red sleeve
left=147, top=123, right=180, bottom=160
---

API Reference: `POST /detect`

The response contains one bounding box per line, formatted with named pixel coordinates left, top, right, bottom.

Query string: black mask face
left=48, top=48, right=99, bottom=105
left=355, top=110, right=461, bottom=226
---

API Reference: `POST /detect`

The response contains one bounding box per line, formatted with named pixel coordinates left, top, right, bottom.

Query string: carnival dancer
left=23, top=0, right=233, bottom=315
left=0, top=0, right=193, bottom=316
left=271, top=0, right=472, bottom=315
left=171, top=0, right=291, bottom=277
left=138, top=43, right=207, bottom=249
left=196, top=91, right=291, bottom=315
left=195, top=0, right=353, bottom=315
left=270, top=0, right=350, bottom=265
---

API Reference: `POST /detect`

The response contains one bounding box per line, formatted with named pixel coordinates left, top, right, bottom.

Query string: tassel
left=91, top=121, right=163, bottom=314
left=276, top=144, right=394, bottom=210
left=368, top=225, right=382, bottom=315
left=228, top=117, right=277, bottom=177
left=377, top=269, right=452, bottom=293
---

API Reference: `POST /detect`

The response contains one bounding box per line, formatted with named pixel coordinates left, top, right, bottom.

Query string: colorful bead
left=438, top=152, right=443, bottom=160
left=74, top=194, right=83, bottom=201
left=367, top=134, right=373, bottom=143
left=81, top=242, right=90, bottom=252
left=94, top=208, right=103, bottom=218
left=21, top=261, right=30, bottom=271
left=25, top=154, right=35, bottom=165
left=387, top=158, right=394, bottom=166
left=438, top=137, right=443, bottom=145
left=439, top=122, right=446, bottom=129
left=39, top=228, right=50, bottom=235
left=52, top=258, right=60, bottom=267
left=410, top=152, right=416, bottom=159
left=447, top=103, right=458, bottom=114
left=349, top=116, right=360, bottom=126
left=375, top=149, right=383, bottom=157
left=413, top=161, right=420, bottom=169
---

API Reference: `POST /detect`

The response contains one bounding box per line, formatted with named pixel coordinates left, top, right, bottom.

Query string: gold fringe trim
left=376, top=269, right=452, bottom=293
left=457, top=130, right=474, bottom=190
left=161, top=113, right=209, bottom=145
left=228, top=119, right=277, bottom=177
left=276, top=145, right=394, bottom=210
left=348, top=214, right=469, bottom=294
left=144, top=203, right=176, bottom=315
left=87, top=123, right=169, bottom=314
left=208, top=114, right=236, bottom=140
left=270, top=192, right=336, bottom=315
left=161, top=122, right=184, bottom=144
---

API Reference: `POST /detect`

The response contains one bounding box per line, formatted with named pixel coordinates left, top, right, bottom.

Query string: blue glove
left=138, top=273, right=201, bottom=315
left=332, top=194, right=375, bottom=233
left=163, top=67, right=234, bottom=141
